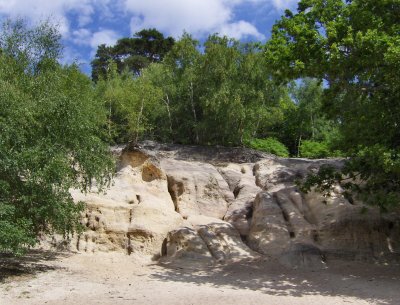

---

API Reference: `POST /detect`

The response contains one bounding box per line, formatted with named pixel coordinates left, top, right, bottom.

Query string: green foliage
left=0, top=18, right=62, bottom=74
left=196, top=36, right=287, bottom=145
left=196, top=35, right=248, bottom=145
left=300, top=145, right=400, bottom=211
left=95, top=62, right=165, bottom=144
left=101, top=33, right=290, bottom=146
left=277, top=78, right=339, bottom=156
left=245, top=138, right=289, bottom=157
left=299, top=140, right=330, bottom=159
left=91, top=29, right=174, bottom=81
left=267, top=0, right=400, bottom=207
left=0, top=19, right=113, bottom=254
left=163, top=33, right=202, bottom=143
left=161, top=34, right=289, bottom=146
left=266, top=0, right=400, bottom=153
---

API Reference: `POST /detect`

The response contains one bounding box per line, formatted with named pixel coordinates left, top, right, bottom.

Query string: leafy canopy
left=91, top=28, right=174, bottom=81
left=0, top=19, right=113, bottom=254
left=100, top=33, right=291, bottom=147
left=266, top=0, right=400, bottom=207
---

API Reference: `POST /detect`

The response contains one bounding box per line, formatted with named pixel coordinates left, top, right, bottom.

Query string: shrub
left=300, top=140, right=330, bottom=158
left=0, top=19, right=113, bottom=254
left=246, top=138, right=289, bottom=157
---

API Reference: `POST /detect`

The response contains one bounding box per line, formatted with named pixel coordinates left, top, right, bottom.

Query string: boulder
left=164, top=215, right=257, bottom=263
left=165, top=227, right=212, bottom=260
left=161, top=159, right=233, bottom=219
left=247, top=192, right=291, bottom=256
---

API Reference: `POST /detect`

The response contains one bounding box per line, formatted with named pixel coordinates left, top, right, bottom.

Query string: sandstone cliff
left=60, top=142, right=400, bottom=268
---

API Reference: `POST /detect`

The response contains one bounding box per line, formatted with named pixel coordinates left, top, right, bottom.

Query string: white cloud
left=125, top=0, right=267, bottom=40
left=0, top=0, right=299, bottom=68
left=219, top=21, right=265, bottom=40
left=72, top=27, right=118, bottom=53
left=0, top=0, right=112, bottom=36
left=89, top=29, right=118, bottom=49
left=72, top=28, right=92, bottom=45
left=0, top=1, right=298, bottom=40
left=272, top=0, right=298, bottom=10
left=126, top=0, right=230, bottom=36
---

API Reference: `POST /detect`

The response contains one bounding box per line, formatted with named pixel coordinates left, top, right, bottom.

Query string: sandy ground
left=1, top=251, right=400, bottom=305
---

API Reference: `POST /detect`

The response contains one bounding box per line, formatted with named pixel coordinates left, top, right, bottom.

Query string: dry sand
left=1, top=250, right=400, bottom=305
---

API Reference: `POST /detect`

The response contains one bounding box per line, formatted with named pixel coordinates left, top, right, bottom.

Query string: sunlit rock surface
left=55, top=141, right=400, bottom=269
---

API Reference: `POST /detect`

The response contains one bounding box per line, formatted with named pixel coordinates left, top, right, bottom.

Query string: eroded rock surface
left=161, top=159, right=233, bottom=219
left=58, top=142, right=400, bottom=269
left=166, top=215, right=256, bottom=263
left=69, top=150, right=184, bottom=257
left=219, top=163, right=261, bottom=237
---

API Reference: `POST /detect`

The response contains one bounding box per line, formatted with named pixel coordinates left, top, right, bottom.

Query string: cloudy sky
left=0, top=0, right=298, bottom=73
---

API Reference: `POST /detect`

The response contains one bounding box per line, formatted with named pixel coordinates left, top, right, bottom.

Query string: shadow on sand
left=152, top=258, right=400, bottom=305
left=0, top=249, right=69, bottom=282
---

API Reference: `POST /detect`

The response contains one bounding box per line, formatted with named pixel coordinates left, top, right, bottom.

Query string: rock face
left=219, top=163, right=261, bottom=237
left=64, top=142, right=400, bottom=268
left=70, top=150, right=184, bottom=257
left=161, top=159, right=233, bottom=219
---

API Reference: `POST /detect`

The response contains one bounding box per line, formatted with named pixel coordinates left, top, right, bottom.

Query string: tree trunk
left=311, top=113, right=315, bottom=140
left=135, top=98, right=144, bottom=144
left=189, top=81, right=199, bottom=144
left=108, top=99, right=112, bottom=138
left=163, top=94, right=173, bottom=135
left=254, top=99, right=265, bottom=137
left=297, top=135, right=302, bottom=157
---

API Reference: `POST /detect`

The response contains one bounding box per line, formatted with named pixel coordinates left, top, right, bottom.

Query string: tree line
left=92, top=32, right=337, bottom=158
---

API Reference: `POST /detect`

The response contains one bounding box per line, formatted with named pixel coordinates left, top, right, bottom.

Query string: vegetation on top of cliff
left=95, top=34, right=335, bottom=154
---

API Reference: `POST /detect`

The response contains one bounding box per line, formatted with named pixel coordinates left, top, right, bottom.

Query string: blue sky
left=0, top=0, right=298, bottom=74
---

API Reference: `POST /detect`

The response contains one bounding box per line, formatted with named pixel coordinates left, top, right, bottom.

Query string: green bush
left=246, top=138, right=289, bottom=157
left=300, top=140, right=330, bottom=158
left=0, top=19, right=113, bottom=254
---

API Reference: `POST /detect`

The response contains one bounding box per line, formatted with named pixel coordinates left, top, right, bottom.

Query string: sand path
left=1, top=251, right=399, bottom=305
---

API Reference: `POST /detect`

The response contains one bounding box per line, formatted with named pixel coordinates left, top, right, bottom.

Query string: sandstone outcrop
left=219, top=163, right=261, bottom=237
left=69, top=150, right=184, bottom=257
left=165, top=215, right=256, bottom=263
left=61, top=142, right=400, bottom=268
left=161, top=159, right=233, bottom=219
